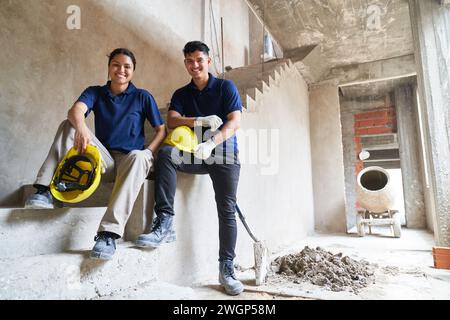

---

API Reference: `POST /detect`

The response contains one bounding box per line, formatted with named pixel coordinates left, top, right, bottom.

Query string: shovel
left=236, top=204, right=269, bottom=286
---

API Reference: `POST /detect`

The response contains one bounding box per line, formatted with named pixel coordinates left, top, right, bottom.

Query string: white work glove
left=194, top=115, right=223, bottom=132
left=194, top=139, right=217, bottom=160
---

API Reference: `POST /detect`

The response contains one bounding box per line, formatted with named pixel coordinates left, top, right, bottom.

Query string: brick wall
left=353, top=95, right=397, bottom=174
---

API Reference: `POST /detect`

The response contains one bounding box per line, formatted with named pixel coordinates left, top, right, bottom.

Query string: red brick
left=355, top=110, right=390, bottom=121
left=355, top=113, right=372, bottom=120
left=368, top=111, right=386, bottom=119
left=356, top=128, right=368, bottom=135
left=372, top=118, right=390, bottom=126
left=366, top=127, right=393, bottom=134
left=356, top=119, right=374, bottom=128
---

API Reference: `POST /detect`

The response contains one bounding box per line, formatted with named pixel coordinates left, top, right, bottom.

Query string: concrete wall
left=0, top=0, right=250, bottom=206
left=204, top=0, right=250, bottom=72
left=409, top=0, right=450, bottom=246
left=412, top=85, right=436, bottom=232
left=309, top=82, right=346, bottom=233
left=394, top=84, right=426, bottom=228
left=219, top=0, right=250, bottom=68
left=238, top=64, right=315, bottom=245
left=248, top=8, right=264, bottom=65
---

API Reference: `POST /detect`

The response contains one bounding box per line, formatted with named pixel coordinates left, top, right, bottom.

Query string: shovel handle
left=236, top=204, right=259, bottom=243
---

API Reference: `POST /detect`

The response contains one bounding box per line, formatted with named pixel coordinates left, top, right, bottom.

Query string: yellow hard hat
left=164, top=126, right=198, bottom=153
left=50, top=144, right=103, bottom=203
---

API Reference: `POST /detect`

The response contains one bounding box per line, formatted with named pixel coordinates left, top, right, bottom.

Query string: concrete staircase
left=223, top=58, right=296, bottom=111
left=0, top=203, right=188, bottom=299
left=0, top=178, right=205, bottom=300
left=0, top=172, right=246, bottom=299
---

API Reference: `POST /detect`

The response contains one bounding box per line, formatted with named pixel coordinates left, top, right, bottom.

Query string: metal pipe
left=221, top=17, right=224, bottom=76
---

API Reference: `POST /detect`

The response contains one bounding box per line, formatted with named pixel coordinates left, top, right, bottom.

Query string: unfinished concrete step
left=0, top=207, right=107, bottom=258
left=224, top=59, right=289, bottom=80
left=0, top=242, right=160, bottom=300
left=223, top=59, right=293, bottom=110
left=0, top=200, right=154, bottom=259
left=94, top=280, right=198, bottom=300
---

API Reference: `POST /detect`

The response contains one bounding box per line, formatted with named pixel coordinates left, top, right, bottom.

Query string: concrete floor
left=99, top=228, right=450, bottom=300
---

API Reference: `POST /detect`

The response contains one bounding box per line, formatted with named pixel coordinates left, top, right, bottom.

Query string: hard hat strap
left=54, top=155, right=96, bottom=192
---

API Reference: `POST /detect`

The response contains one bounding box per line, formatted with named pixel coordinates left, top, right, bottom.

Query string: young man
left=135, top=41, right=244, bottom=295
left=25, top=48, right=166, bottom=260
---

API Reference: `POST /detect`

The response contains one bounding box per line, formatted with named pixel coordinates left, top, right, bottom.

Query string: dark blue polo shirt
left=169, top=73, right=242, bottom=154
left=77, top=81, right=163, bottom=153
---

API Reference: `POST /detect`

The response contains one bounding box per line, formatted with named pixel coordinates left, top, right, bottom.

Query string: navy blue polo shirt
left=77, top=81, right=163, bottom=153
left=169, top=73, right=242, bottom=154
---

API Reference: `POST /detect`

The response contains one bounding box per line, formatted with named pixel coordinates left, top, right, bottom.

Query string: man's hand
left=194, top=139, right=216, bottom=160
left=144, top=148, right=154, bottom=162
left=74, top=124, right=92, bottom=154
left=194, top=115, right=223, bottom=132
left=144, top=148, right=154, bottom=169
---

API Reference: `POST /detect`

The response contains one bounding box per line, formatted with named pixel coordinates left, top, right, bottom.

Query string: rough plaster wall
left=219, top=0, right=250, bottom=68
left=203, top=0, right=250, bottom=73
left=412, top=85, right=436, bottom=233
left=237, top=66, right=315, bottom=254
left=248, top=8, right=264, bottom=65
left=340, top=97, right=386, bottom=231
left=309, top=83, right=346, bottom=233
left=0, top=0, right=249, bottom=205
left=340, top=111, right=357, bottom=231
left=409, top=0, right=450, bottom=246
left=394, top=85, right=426, bottom=229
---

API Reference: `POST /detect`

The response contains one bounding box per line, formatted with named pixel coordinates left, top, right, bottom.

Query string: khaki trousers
left=34, top=120, right=153, bottom=237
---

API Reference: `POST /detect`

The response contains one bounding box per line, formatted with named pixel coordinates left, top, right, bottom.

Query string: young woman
left=25, top=48, right=166, bottom=260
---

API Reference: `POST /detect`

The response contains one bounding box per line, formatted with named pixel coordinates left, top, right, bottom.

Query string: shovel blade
left=254, top=241, right=269, bottom=286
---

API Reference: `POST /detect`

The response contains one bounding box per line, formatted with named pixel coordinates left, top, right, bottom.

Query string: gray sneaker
left=90, top=233, right=117, bottom=260
left=135, top=214, right=175, bottom=248
left=24, top=188, right=55, bottom=209
left=219, top=260, right=244, bottom=295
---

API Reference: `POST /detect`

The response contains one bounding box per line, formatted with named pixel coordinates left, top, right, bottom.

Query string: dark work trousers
left=154, top=145, right=240, bottom=262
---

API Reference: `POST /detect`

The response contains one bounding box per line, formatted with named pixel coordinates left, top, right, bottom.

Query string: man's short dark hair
left=183, top=41, right=210, bottom=56
left=108, top=48, right=136, bottom=70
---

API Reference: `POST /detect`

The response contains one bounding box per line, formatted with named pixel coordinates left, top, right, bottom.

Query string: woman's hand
left=74, top=124, right=92, bottom=154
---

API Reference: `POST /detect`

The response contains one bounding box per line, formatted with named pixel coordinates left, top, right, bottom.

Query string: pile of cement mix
left=272, top=246, right=375, bottom=293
